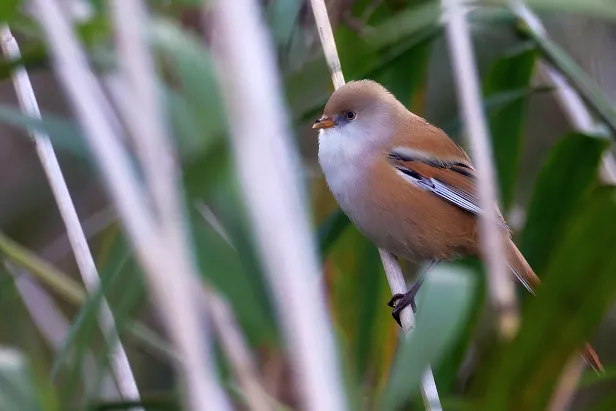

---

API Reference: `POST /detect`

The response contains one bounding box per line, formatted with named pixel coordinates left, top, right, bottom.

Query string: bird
left=313, top=79, right=603, bottom=373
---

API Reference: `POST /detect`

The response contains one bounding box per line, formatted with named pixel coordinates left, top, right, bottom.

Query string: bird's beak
left=313, top=116, right=336, bottom=129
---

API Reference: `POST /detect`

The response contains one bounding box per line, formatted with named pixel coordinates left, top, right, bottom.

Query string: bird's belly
left=325, top=174, right=426, bottom=261
left=327, top=171, right=477, bottom=263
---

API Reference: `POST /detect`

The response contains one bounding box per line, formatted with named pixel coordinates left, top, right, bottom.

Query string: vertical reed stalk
left=442, top=0, right=519, bottom=338
left=210, top=0, right=348, bottom=410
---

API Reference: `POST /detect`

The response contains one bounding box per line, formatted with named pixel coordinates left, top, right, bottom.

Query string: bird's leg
left=387, top=259, right=439, bottom=327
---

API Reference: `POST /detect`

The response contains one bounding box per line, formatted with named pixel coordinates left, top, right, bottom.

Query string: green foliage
left=477, top=187, right=616, bottom=411
left=520, top=132, right=609, bottom=275
left=381, top=265, right=476, bottom=411
left=483, top=44, right=538, bottom=209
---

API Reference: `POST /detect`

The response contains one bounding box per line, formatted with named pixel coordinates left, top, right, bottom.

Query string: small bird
left=313, top=79, right=602, bottom=373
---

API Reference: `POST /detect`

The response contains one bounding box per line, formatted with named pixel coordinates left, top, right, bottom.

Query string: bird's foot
left=387, top=290, right=418, bottom=327
left=387, top=275, right=425, bottom=327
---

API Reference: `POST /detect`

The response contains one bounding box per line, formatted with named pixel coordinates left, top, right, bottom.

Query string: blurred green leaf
left=483, top=45, right=537, bottom=208
left=317, top=208, right=350, bottom=256
left=50, top=238, right=131, bottom=380
left=381, top=265, right=475, bottom=411
left=0, top=44, right=48, bottom=81
left=520, top=23, right=616, bottom=135
left=0, top=347, right=40, bottom=411
left=522, top=0, right=616, bottom=21
left=0, top=0, right=19, bottom=22
left=433, top=258, right=486, bottom=395
left=442, top=86, right=551, bottom=137
left=0, top=105, right=89, bottom=158
left=520, top=132, right=609, bottom=275
left=150, top=18, right=226, bottom=160
left=478, top=187, right=616, bottom=411
left=0, top=232, right=174, bottom=360
left=267, top=0, right=302, bottom=45
left=363, top=1, right=440, bottom=49
left=183, top=147, right=278, bottom=346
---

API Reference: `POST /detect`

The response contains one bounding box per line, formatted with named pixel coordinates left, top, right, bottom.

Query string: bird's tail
left=506, top=239, right=604, bottom=374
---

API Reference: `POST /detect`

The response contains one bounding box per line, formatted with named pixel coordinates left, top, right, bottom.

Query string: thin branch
left=30, top=1, right=230, bottom=410
left=210, top=0, right=348, bottom=410
left=442, top=0, right=519, bottom=338
left=309, top=0, right=442, bottom=409
left=0, top=25, right=141, bottom=404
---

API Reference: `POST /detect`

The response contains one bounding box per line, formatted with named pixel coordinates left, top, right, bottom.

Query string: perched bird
left=313, top=79, right=602, bottom=373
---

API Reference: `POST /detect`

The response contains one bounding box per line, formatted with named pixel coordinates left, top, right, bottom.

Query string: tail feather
left=506, top=239, right=604, bottom=374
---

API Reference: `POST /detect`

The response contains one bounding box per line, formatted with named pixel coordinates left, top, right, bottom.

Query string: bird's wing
left=387, top=146, right=510, bottom=231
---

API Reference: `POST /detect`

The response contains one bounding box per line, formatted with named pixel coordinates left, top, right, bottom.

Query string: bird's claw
left=388, top=291, right=418, bottom=328
left=387, top=293, right=404, bottom=308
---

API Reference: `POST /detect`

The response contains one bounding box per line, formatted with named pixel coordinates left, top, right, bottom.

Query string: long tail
left=506, top=239, right=604, bottom=374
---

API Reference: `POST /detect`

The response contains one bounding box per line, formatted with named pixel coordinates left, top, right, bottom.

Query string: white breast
left=317, top=123, right=376, bottom=212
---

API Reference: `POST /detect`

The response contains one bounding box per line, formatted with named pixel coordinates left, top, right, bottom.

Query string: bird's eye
left=345, top=111, right=356, bottom=120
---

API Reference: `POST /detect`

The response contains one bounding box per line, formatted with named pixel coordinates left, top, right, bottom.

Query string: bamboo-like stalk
left=210, top=0, right=348, bottom=410
left=510, top=1, right=615, bottom=407
left=30, top=1, right=230, bottom=410
left=0, top=25, right=141, bottom=404
left=309, top=1, right=442, bottom=409
left=203, top=287, right=274, bottom=411
left=442, top=0, right=519, bottom=338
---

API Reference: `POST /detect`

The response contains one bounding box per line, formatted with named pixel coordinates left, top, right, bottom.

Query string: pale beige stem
left=442, top=0, right=519, bottom=338
left=210, top=0, right=348, bottom=410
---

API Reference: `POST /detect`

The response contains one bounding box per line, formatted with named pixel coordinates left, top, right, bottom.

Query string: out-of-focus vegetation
left=0, top=0, right=616, bottom=410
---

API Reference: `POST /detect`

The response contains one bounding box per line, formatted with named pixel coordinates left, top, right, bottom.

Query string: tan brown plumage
left=314, top=79, right=603, bottom=373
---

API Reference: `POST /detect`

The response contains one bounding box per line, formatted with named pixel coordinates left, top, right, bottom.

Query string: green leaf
left=0, top=347, right=40, bottom=411
left=381, top=265, right=475, bottom=411
left=520, top=132, right=609, bottom=275
left=50, top=238, right=131, bottom=379
left=363, top=1, right=440, bottom=49
left=317, top=208, right=350, bottom=256
left=150, top=18, right=226, bottom=160
left=0, top=105, right=89, bottom=159
left=267, top=0, right=302, bottom=45
left=483, top=45, right=537, bottom=208
left=522, top=0, right=616, bottom=21
left=478, top=186, right=616, bottom=411
left=0, top=0, right=19, bottom=22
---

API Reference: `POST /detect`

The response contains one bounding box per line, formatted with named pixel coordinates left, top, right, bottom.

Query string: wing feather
left=388, top=148, right=509, bottom=231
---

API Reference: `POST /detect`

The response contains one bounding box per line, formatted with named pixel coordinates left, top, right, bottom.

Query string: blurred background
left=1, top=0, right=616, bottom=410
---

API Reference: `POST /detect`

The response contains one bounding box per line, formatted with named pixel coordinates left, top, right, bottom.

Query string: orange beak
left=312, top=116, right=336, bottom=129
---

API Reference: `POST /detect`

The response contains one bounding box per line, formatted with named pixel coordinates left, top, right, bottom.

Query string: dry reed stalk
left=309, top=1, right=442, bottom=409
left=203, top=287, right=274, bottom=411
left=30, top=1, right=231, bottom=409
left=210, top=0, right=348, bottom=410
left=442, top=0, right=519, bottom=338
left=0, top=25, right=141, bottom=404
